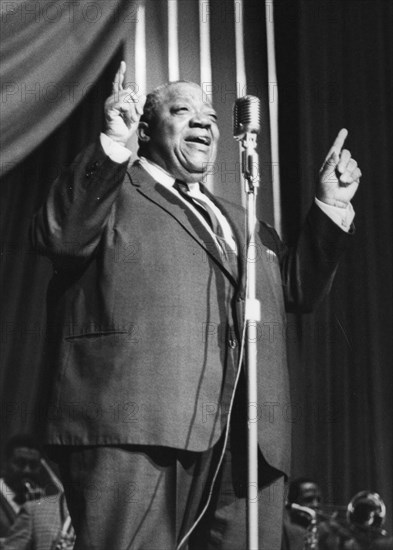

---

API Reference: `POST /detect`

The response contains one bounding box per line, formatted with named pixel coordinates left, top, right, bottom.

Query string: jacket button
left=85, top=161, right=99, bottom=178
left=228, top=338, right=237, bottom=349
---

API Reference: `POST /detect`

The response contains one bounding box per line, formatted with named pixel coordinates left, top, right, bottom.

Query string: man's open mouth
left=185, top=135, right=211, bottom=146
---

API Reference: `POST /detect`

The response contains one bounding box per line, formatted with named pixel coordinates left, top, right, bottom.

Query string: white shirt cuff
left=315, top=198, right=355, bottom=232
left=100, top=133, right=132, bottom=164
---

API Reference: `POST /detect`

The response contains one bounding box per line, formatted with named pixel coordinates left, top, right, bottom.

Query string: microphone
left=233, top=96, right=261, bottom=139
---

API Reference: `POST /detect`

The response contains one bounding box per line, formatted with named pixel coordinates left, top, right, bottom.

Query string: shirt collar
left=138, top=157, right=175, bottom=188
left=138, top=157, right=200, bottom=192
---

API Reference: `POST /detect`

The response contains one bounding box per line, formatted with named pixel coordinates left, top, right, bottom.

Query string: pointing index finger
left=331, top=128, right=348, bottom=155
left=323, top=128, right=348, bottom=164
left=112, top=61, right=126, bottom=93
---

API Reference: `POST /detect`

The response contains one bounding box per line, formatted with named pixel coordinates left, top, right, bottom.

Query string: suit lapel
left=126, top=163, right=239, bottom=285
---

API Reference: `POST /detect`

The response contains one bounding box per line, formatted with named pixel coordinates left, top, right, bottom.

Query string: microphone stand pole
left=240, top=132, right=260, bottom=550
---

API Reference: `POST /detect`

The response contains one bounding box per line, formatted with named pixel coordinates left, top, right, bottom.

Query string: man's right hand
left=104, top=61, right=146, bottom=147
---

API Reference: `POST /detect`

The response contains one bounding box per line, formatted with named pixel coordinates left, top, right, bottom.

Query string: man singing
left=31, top=61, right=361, bottom=549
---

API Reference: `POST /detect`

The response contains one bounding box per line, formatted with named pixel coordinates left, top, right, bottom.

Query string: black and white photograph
left=0, top=1, right=392, bottom=548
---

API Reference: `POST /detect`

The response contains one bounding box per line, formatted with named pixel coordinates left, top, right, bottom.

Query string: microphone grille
left=233, top=95, right=261, bottom=138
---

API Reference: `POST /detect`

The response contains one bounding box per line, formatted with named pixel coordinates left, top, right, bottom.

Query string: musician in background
left=0, top=435, right=44, bottom=538
left=287, top=477, right=323, bottom=514
left=282, top=477, right=345, bottom=550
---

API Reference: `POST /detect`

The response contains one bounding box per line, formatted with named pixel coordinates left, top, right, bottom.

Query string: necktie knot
left=173, top=180, right=238, bottom=258
left=174, top=180, right=215, bottom=230
left=174, top=180, right=189, bottom=193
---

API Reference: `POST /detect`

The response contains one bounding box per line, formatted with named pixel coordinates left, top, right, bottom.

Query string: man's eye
left=173, top=107, right=189, bottom=113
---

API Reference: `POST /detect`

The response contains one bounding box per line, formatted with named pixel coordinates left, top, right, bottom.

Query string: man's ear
left=137, top=121, right=151, bottom=143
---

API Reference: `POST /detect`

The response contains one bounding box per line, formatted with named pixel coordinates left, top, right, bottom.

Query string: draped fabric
left=275, top=0, right=392, bottom=532
left=0, top=0, right=136, bottom=175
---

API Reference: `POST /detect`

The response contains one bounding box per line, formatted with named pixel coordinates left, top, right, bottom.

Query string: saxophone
left=289, top=502, right=319, bottom=550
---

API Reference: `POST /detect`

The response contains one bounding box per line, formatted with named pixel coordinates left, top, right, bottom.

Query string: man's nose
left=190, top=113, right=211, bottom=128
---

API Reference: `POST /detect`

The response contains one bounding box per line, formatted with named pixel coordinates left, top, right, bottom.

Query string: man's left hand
left=318, top=129, right=361, bottom=208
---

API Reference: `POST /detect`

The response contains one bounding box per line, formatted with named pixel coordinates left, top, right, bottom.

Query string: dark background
left=275, top=0, right=392, bottom=526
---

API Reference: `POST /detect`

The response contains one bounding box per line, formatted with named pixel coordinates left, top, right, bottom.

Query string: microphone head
left=233, top=95, right=261, bottom=139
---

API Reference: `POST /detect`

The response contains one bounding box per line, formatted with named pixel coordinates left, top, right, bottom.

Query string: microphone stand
left=240, top=131, right=261, bottom=550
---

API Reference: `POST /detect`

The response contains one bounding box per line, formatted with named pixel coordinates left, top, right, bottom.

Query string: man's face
left=142, top=82, right=219, bottom=183
left=4, top=446, right=42, bottom=494
left=297, top=482, right=322, bottom=511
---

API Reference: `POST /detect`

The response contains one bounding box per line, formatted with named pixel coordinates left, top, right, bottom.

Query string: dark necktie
left=174, top=180, right=238, bottom=266
left=173, top=180, right=214, bottom=228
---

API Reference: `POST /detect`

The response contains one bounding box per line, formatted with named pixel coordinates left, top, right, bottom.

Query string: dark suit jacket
left=31, top=141, right=351, bottom=476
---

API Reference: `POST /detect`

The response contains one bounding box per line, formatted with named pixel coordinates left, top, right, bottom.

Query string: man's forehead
left=300, top=482, right=320, bottom=494
left=12, top=446, right=41, bottom=460
left=159, top=82, right=213, bottom=107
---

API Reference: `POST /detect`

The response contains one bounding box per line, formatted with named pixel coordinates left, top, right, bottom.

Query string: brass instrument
left=286, top=490, right=391, bottom=549
left=289, top=502, right=319, bottom=550
left=347, top=491, right=386, bottom=532
left=345, top=490, right=390, bottom=547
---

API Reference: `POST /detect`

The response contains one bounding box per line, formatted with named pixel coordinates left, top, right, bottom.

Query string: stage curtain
left=275, top=0, right=392, bottom=530
left=0, top=0, right=136, bottom=176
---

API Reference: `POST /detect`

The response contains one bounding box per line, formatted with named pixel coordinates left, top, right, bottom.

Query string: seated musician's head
left=288, top=477, right=322, bottom=511
left=3, top=434, right=43, bottom=503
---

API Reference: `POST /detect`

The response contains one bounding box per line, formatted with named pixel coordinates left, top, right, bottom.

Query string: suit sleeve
left=259, top=202, right=354, bottom=313
left=30, top=140, right=129, bottom=266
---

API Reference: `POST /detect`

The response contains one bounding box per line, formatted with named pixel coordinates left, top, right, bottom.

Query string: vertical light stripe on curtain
left=265, top=0, right=282, bottom=236
left=198, top=0, right=212, bottom=85
left=234, top=0, right=246, bottom=96
left=198, top=0, right=214, bottom=190
left=168, top=0, right=180, bottom=81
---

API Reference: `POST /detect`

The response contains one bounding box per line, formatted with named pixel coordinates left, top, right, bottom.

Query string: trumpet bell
left=346, top=491, right=386, bottom=530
